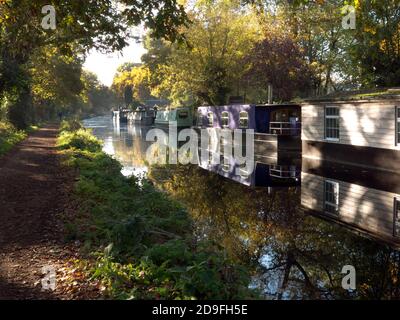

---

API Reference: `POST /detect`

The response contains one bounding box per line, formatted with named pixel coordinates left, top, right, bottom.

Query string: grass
left=57, top=121, right=257, bottom=300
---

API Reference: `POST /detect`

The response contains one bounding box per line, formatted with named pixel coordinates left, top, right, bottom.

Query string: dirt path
left=0, top=125, right=98, bottom=300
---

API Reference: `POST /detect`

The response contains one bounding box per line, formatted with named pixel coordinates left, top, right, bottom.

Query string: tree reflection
left=148, top=164, right=400, bottom=300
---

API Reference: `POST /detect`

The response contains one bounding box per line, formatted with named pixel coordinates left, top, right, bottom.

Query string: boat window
left=397, top=107, right=400, bottom=145
left=324, top=180, right=339, bottom=215
left=325, top=106, right=340, bottom=141
left=270, top=165, right=298, bottom=179
left=395, top=198, right=400, bottom=237
left=222, top=111, right=229, bottom=128
left=239, top=111, right=249, bottom=129
left=197, top=110, right=203, bottom=126
left=178, top=110, right=189, bottom=118
left=207, top=112, right=214, bottom=127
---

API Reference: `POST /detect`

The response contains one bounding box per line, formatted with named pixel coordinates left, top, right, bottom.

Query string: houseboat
left=196, top=104, right=302, bottom=153
left=128, top=106, right=156, bottom=126
left=301, top=158, right=400, bottom=248
left=301, top=89, right=400, bottom=172
left=154, top=107, right=193, bottom=128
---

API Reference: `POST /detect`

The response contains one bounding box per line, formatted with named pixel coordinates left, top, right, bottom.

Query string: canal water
left=83, top=116, right=400, bottom=300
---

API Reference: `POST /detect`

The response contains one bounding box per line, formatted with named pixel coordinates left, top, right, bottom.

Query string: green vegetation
left=2, top=1, right=400, bottom=127
left=112, top=0, right=400, bottom=107
left=57, top=122, right=257, bottom=300
left=0, top=121, right=27, bottom=156
left=0, top=1, right=188, bottom=129
left=0, top=121, right=40, bottom=157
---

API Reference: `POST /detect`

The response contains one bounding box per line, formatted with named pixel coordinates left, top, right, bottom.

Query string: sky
left=83, top=38, right=147, bottom=87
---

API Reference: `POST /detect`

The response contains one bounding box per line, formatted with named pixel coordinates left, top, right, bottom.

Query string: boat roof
left=297, top=87, right=400, bottom=104
left=254, top=103, right=300, bottom=108
left=198, top=103, right=300, bottom=109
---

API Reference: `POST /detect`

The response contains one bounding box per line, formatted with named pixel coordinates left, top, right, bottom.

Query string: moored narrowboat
left=155, top=107, right=193, bottom=128
left=196, top=104, right=302, bottom=152
left=128, top=106, right=156, bottom=126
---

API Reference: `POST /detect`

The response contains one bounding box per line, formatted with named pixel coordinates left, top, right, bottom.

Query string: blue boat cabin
left=196, top=104, right=301, bottom=136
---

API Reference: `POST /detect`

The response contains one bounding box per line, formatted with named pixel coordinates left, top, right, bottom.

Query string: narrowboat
left=301, top=158, right=400, bottom=248
left=154, top=107, right=193, bottom=128
left=301, top=89, right=400, bottom=172
left=112, top=109, right=130, bottom=124
left=196, top=104, right=302, bottom=153
left=128, top=106, right=156, bottom=126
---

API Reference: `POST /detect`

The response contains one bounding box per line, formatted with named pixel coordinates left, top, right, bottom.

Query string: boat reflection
left=302, top=159, right=400, bottom=248
left=198, top=150, right=301, bottom=188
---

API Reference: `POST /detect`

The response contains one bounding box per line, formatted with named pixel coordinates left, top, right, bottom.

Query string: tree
left=245, top=34, right=316, bottom=102
left=249, top=0, right=400, bottom=92
left=124, top=85, right=134, bottom=107
left=80, top=71, right=117, bottom=116
left=198, top=59, right=230, bottom=106
left=112, top=65, right=154, bottom=105
left=28, top=45, right=84, bottom=121
left=145, top=0, right=263, bottom=106
left=141, top=36, right=173, bottom=100
left=0, top=0, right=188, bottom=127
left=117, top=62, right=142, bottom=73
left=27, top=46, right=115, bottom=120
left=271, top=0, right=356, bottom=94
left=0, top=0, right=188, bottom=57
left=350, top=0, right=400, bottom=87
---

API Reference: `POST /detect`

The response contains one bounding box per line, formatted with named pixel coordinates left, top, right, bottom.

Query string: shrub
left=57, top=128, right=102, bottom=153
left=60, top=119, right=83, bottom=132
left=0, top=121, right=27, bottom=156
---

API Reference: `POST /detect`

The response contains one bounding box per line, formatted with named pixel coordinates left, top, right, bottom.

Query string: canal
left=84, top=116, right=400, bottom=300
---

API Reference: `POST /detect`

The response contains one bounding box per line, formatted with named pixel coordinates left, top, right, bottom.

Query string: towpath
left=0, top=125, right=97, bottom=299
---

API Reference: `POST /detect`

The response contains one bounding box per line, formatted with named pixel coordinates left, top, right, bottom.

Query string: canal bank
left=57, top=120, right=258, bottom=299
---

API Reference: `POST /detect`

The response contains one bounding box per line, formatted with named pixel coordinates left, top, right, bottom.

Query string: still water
left=83, top=116, right=400, bottom=300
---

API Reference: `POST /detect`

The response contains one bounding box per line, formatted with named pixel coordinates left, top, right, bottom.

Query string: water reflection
left=199, top=152, right=300, bottom=188
left=84, top=116, right=400, bottom=300
left=84, top=116, right=153, bottom=177
left=302, top=159, right=400, bottom=248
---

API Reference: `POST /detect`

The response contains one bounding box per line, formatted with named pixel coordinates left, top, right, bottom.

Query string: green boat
left=155, top=107, right=193, bottom=128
